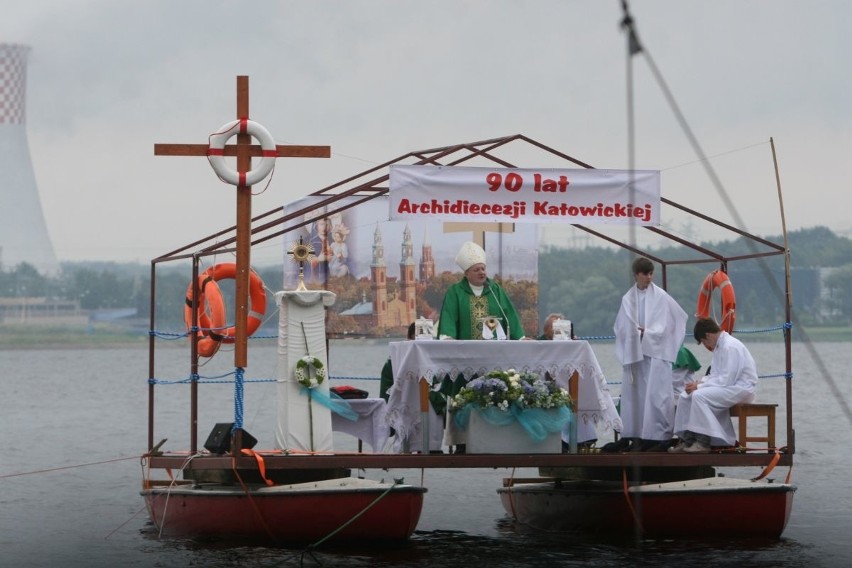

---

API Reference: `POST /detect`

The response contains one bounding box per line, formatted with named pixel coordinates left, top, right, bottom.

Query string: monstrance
left=287, top=236, right=315, bottom=292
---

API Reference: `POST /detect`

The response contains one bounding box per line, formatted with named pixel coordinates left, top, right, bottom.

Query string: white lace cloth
left=386, top=340, right=623, bottom=449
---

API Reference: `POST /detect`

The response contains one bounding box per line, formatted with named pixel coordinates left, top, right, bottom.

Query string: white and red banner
left=388, top=165, right=661, bottom=225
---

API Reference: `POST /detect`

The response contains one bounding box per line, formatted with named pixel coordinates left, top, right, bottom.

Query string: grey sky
left=2, top=1, right=849, bottom=263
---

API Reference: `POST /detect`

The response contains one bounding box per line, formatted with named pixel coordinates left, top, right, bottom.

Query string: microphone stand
left=494, top=294, right=511, bottom=340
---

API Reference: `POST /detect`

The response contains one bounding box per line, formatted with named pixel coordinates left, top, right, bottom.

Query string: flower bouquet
left=450, top=369, right=573, bottom=451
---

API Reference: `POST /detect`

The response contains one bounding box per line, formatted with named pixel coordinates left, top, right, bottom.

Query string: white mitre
left=455, top=241, right=487, bottom=271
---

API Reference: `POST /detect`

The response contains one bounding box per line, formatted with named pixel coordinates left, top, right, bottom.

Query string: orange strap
left=230, top=453, right=276, bottom=539
left=751, top=450, right=782, bottom=481
left=504, top=468, right=518, bottom=519
left=241, top=449, right=274, bottom=486
left=622, top=468, right=643, bottom=534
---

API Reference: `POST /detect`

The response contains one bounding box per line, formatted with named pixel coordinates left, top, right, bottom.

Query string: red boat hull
left=142, top=477, right=426, bottom=542
left=499, top=477, right=796, bottom=538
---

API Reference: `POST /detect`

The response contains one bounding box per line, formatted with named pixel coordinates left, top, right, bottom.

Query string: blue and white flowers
left=450, top=369, right=571, bottom=412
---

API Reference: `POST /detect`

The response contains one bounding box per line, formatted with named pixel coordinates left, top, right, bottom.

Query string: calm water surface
left=1, top=339, right=850, bottom=567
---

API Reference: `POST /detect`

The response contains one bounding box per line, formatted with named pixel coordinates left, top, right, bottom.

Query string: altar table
left=386, top=340, right=622, bottom=452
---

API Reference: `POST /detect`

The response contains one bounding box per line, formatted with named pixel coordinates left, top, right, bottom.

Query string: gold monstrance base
left=296, top=266, right=308, bottom=291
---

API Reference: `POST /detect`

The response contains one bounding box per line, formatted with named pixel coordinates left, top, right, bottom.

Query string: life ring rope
left=210, top=263, right=268, bottom=344
left=207, top=118, right=277, bottom=187
left=183, top=263, right=268, bottom=356
left=184, top=275, right=227, bottom=358
left=696, top=269, right=736, bottom=333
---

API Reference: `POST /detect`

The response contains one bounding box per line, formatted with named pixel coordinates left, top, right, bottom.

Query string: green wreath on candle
left=295, top=355, right=326, bottom=388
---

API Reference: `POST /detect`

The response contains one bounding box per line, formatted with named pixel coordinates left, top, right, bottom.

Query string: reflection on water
left=137, top=518, right=819, bottom=568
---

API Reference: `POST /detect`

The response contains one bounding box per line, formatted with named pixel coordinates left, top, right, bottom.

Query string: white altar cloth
left=386, top=340, right=622, bottom=450
left=331, top=398, right=389, bottom=452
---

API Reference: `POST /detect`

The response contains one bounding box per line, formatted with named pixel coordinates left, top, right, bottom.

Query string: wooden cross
left=155, top=75, right=330, bottom=367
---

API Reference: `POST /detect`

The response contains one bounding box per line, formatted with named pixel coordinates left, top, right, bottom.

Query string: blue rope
left=734, top=323, right=789, bottom=334
left=149, top=328, right=277, bottom=340
left=149, top=375, right=377, bottom=385
left=148, top=375, right=276, bottom=385
left=151, top=321, right=795, bottom=343
left=149, top=330, right=189, bottom=340
left=149, top=371, right=790, bottom=387
left=150, top=321, right=797, bottom=387
left=761, top=371, right=794, bottom=380
left=579, top=322, right=792, bottom=342
left=234, top=367, right=244, bottom=429
left=577, top=334, right=616, bottom=341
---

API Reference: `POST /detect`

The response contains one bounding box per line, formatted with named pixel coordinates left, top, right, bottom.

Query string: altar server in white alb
left=669, top=318, right=758, bottom=453
left=613, top=256, right=688, bottom=452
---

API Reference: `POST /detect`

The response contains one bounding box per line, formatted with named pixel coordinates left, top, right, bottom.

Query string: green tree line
left=2, top=226, right=851, bottom=335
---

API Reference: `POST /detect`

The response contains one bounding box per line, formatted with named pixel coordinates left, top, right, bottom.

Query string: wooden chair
left=730, top=403, right=777, bottom=449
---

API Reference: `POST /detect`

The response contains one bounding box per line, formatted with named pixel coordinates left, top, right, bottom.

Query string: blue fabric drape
left=453, top=404, right=572, bottom=442
left=299, top=386, right=359, bottom=421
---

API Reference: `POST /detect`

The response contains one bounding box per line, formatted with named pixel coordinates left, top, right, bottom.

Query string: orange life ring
left=696, top=269, right=736, bottom=333
left=184, top=274, right=226, bottom=358
left=191, top=263, right=267, bottom=343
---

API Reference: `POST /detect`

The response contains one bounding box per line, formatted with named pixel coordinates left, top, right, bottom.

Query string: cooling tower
left=0, top=43, right=58, bottom=274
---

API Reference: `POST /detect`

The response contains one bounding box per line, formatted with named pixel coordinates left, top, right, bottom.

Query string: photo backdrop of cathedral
left=282, top=196, right=539, bottom=339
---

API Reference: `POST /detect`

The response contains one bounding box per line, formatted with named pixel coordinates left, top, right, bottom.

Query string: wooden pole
left=569, top=370, right=579, bottom=454
left=234, top=76, right=251, bottom=368
left=419, top=377, right=431, bottom=453
left=770, top=137, right=794, bottom=453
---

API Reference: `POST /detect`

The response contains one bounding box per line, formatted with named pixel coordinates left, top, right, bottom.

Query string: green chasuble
left=380, top=358, right=445, bottom=415
left=673, top=345, right=702, bottom=372
left=437, top=278, right=525, bottom=340
left=435, top=277, right=525, bottom=398
left=379, top=358, right=394, bottom=401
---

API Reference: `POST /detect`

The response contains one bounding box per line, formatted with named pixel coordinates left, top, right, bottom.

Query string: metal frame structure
left=146, top=134, right=793, bottom=473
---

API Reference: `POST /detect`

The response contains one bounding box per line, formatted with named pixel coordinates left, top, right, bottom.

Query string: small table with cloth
left=330, top=398, right=389, bottom=452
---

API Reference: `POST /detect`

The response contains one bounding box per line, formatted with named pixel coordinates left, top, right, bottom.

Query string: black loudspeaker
left=203, top=422, right=258, bottom=454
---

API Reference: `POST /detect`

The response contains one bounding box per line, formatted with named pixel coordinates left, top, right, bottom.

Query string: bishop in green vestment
left=436, top=240, right=526, bottom=399
left=436, top=242, right=527, bottom=453
left=437, top=241, right=526, bottom=341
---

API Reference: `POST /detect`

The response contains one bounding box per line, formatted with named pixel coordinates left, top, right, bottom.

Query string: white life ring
left=207, top=118, right=277, bottom=187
